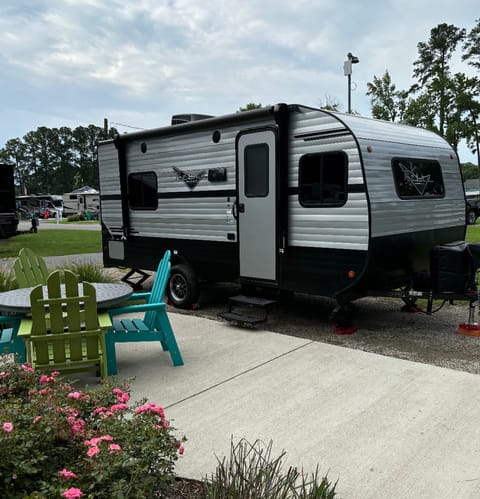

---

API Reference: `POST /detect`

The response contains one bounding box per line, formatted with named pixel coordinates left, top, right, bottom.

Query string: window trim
left=298, top=151, right=348, bottom=208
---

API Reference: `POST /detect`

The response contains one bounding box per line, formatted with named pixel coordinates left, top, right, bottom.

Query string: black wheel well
left=170, top=254, right=199, bottom=276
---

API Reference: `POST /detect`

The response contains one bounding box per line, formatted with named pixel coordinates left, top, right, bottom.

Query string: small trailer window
left=392, top=158, right=445, bottom=198
left=299, top=152, right=347, bottom=207
left=128, top=171, right=158, bottom=209
left=244, top=143, right=269, bottom=197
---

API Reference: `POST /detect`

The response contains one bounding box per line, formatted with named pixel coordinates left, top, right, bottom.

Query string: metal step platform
left=220, top=294, right=277, bottom=327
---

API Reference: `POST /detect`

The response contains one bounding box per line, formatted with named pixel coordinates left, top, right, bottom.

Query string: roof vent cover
left=171, top=114, right=213, bottom=125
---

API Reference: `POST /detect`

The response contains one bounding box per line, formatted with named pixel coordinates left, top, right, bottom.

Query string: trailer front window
left=392, top=158, right=445, bottom=198
left=299, top=151, right=347, bottom=207
left=128, top=171, right=158, bottom=209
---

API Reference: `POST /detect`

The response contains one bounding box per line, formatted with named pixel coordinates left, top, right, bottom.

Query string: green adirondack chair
left=106, top=250, right=183, bottom=375
left=0, top=314, right=26, bottom=363
left=14, top=248, right=49, bottom=288
left=18, top=270, right=112, bottom=378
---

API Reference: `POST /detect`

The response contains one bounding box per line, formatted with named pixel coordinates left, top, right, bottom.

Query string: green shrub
left=62, top=262, right=118, bottom=284
left=0, top=360, right=186, bottom=498
left=67, top=214, right=84, bottom=222
left=202, top=438, right=337, bottom=498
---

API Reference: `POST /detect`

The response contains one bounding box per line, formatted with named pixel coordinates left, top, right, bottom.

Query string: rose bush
left=0, top=357, right=185, bottom=498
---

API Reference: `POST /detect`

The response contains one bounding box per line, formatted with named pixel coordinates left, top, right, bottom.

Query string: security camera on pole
left=343, top=52, right=359, bottom=114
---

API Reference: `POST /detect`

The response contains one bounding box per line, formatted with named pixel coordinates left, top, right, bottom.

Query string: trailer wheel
left=467, top=210, right=477, bottom=225
left=167, top=264, right=199, bottom=309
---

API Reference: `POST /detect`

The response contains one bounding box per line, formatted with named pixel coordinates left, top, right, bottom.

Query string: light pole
left=343, top=52, right=359, bottom=114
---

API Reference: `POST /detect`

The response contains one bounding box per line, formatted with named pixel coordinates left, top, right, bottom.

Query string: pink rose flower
left=87, top=446, right=100, bottom=458
left=3, top=422, right=13, bottom=433
left=110, top=403, right=128, bottom=412
left=109, top=443, right=121, bottom=454
left=67, top=391, right=82, bottom=400
left=58, top=468, right=78, bottom=480
left=62, top=487, right=83, bottom=498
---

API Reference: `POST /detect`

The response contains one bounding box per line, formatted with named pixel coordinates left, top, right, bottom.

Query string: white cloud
left=0, top=0, right=478, bottom=163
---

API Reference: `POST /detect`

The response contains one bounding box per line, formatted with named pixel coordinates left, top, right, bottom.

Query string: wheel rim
left=169, top=274, right=188, bottom=302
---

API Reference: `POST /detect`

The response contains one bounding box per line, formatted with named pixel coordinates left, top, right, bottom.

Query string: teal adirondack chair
left=0, top=314, right=26, bottom=363
left=106, top=250, right=183, bottom=375
left=18, top=270, right=112, bottom=378
left=14, top=248, right=49, bottom=288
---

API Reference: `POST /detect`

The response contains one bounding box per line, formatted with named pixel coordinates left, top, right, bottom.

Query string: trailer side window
left=299, top=152, right=347, bottom=207
left=128, top=172, right=158, bottom=209
left=244, top=143, right=269, bottom=197
left=392, top=158, right=445, bottom=198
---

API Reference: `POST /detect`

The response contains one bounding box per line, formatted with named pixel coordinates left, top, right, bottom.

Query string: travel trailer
left=97, top=104, right=477, bottom=324
left=63, top=186, right=100, bottom=217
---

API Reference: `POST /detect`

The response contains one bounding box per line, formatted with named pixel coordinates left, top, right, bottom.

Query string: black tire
left=467, top=210, right=477, bottom=225
left=167, top=264, right=199, bottom=309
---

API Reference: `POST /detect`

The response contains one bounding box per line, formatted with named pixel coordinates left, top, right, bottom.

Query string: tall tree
left=366, top=70, right=402, bottom=121
left=463, top=18, right=480, bottom=69
left=412, top=23, right=466, bottom=137
left=0, top=139, right=28, bottom=194
left=238, top=103, right=262, bottom=112
left=0, top=124, right=118, bottom=194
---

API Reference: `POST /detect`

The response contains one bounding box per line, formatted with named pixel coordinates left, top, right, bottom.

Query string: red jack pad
left=401, top=304, right=423, bottom=313
left=457, top=323, right=480, bottom=337
left=333, top=325, right=358, bottom=335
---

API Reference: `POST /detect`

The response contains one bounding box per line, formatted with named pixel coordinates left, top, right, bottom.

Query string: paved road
left=17, top=220, right=100, bottom=232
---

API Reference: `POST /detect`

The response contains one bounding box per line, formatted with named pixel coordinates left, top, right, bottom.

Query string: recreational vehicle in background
left=63, top=186, right=100, bottom=217
left=0, top=164, right=18, bottom=237
left=97, top=103, right=476, bottom=325
left=16, top=194, right=64, bottom=219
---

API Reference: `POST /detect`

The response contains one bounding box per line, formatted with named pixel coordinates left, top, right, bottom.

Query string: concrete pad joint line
left=165, top=340, right=314, bottom=410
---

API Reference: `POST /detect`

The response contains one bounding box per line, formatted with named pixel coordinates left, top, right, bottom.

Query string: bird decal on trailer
left=172, top=166, right=207, bottom=189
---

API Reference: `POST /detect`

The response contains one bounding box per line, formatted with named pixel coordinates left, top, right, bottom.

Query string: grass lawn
left=0, top=230, right=102, bottom=259
left=466, top=224, right=480, bottom=243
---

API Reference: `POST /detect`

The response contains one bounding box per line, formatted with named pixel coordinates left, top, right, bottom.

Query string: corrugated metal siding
left=356, top=137, right=465, bottom=238
left=98, top=142, right=123, bottom=234
left=123, top=116, right=273, bottom=241
left=287, top=108, right=370, bottom=250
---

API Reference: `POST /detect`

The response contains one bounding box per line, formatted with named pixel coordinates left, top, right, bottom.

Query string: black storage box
left=430, top=241, right=472, bottom=293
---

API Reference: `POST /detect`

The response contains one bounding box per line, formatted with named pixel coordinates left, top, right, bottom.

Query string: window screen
left=299, top=152, right=347, bottom=207
left=244, top=143, right=269, bottom=197
left=128, top=172, right=158, bottom=209
left=392, top=158, right=445, bottom=198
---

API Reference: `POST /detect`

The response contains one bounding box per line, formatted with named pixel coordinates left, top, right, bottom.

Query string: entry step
left=220, top=294, right=277, bottom=327
left=228, top=295, right=277, bottom=308
left=220, top=311, right=266, bottom=326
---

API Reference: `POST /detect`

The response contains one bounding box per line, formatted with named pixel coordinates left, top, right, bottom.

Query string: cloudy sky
left=1, top=0, right=478, bottom=162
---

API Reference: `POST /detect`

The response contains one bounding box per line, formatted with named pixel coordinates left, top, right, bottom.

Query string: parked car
left=466, top=192, right=480, bottom=225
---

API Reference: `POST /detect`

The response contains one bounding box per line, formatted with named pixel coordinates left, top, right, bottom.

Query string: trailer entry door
left=237, top=130, right=277, bottom=282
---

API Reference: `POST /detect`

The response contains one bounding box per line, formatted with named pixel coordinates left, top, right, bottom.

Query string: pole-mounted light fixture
left=344, top=52, right=359, bottom=114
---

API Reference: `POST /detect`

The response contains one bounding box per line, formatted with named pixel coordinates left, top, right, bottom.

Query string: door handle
left=232, top=202, right=245, bottom=220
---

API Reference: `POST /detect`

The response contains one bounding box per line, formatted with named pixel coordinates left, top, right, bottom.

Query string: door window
left=244, top=143, right=269, bottom=197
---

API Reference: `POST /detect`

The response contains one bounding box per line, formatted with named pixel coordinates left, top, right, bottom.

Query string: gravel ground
left=163, top=281, right=480, bottom=376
